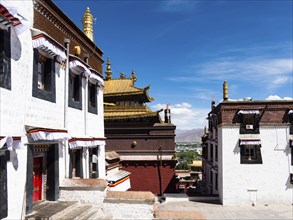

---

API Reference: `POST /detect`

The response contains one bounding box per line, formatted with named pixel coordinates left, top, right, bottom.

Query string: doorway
left=33, top=157, right=43, bottom=202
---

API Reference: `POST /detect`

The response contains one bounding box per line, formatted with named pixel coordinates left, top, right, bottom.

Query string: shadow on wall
left=285, top=174, right=293, bottom=190
left=9, top=151, right=19, bottom=171
left=11, top=28, right=21, bottom=61
left=233, top=140, right=240, bottom=155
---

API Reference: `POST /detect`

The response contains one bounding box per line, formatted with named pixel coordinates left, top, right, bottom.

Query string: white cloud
left=159, top=0, right=199, bottom=12
left=265, top=95, right=282, bottom=100
left=152, top=102, right=210, bottom=130
left=265, top=95, right=293, bottom=100
left=169, top=57, right=292, bottom=92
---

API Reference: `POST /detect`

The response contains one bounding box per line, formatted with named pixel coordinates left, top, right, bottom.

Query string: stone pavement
left=154, top=200, right=293, bottom=220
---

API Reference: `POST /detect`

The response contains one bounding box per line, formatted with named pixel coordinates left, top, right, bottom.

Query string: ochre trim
left=28, top=128, right=68, bottom=134
left=108, top=176, right=130, bottom=187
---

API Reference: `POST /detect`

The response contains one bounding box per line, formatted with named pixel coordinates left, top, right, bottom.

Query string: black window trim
left=239, top=139, right=263, bottom=164
left=289, top=110, right=293, bottom=135
left=0, top=28, right=11, bottom=90
left=68, top=70, right=82, bottom=110
left=238, top=110, right=260, bottom=134
left=88, top=81, right=97, bottom=114
left=32, top=48, right=56, bottom=103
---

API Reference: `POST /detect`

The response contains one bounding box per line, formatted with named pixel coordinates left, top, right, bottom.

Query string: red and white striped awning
left=69, top=137, right=106, bottom=149
left=238, top=110, right=260, bottom=115
left=0, top=136, right=23, bottom=150
left=0, top=3, right=30, bottom=35
left=28, top=128, right=71, bottom=141
left=69, top=59, right=91, bottom=77
left=239, top=139, right=261, bottom=145
left=32, top=29, right=67, bottom=62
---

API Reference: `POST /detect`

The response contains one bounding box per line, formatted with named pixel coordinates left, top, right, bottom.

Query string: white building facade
left=0, top=0, right=105, bottom=219
left=202, top=82, right=293, bottom=205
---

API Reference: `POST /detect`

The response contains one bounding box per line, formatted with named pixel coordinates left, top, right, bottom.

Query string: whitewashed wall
left=219, top=126, right=292, bottom=205
left=0, top=1, right=106, bottom=219
left=0, top=1, right=33, bottom=219
left=25, top=65, right=66, bottom=129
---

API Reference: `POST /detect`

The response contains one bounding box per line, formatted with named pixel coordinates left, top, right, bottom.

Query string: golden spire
left=105, top=57, right=112, bottom=80
left=82, top=7, right=94, bottom=41
left=223, top=80, right=228, bottom=101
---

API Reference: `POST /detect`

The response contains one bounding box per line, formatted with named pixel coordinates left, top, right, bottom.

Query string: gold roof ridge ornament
left=120, top=72, right=126, bottom=79
left=82, top=7, right=94, bottom=42
left=132, top=70, right=137, bottom=82
left=223, top=80, right=228, bottom=101
left=105, top=56, right=112, bottom=80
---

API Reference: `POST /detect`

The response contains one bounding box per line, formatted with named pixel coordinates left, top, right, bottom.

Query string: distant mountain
left=175, top=128, right=204, bottom=143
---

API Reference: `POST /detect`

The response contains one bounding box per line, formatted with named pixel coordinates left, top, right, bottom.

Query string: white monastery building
left=0, top=0, right=106, bottom=219
left=202, top=81, right=293, bottom=205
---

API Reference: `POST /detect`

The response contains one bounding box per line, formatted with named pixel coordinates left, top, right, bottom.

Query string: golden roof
left=104, top=105, right=162, bottom=121
left=104, top=78, right=154, bottom=102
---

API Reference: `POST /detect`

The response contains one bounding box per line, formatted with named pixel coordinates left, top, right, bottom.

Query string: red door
left=33, top=157, right=43, bottom=202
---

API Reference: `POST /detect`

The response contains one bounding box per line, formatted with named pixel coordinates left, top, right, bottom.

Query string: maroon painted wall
left=121, top=160, right=177, bottom=194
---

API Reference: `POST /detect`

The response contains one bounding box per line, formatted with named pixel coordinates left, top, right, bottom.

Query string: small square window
left=238, top=112, right=260, bottom=134
left=240, top=143, right=262, bottom=164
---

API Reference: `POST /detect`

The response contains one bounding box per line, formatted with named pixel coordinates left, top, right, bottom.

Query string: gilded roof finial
left=105, top=57, right=112, bottom=80
left=131, top=70, right=137, bottom=82
left=223, top=80, right=228, bottom=101
left=120, top=72, right=126, bottom=79
left=82, top=7, right=94, bottom=41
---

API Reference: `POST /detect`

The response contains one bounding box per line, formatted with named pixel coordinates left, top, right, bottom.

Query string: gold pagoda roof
left=104, top=105, right=162, bottom=122
left=104, top=78, right=154, bottom=102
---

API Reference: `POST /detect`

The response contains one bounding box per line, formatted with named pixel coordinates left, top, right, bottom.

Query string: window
left=0, top=28, right=11, bottom=90
left=37, top=54, right=52, bottom=91
left=289, top=139, right=293, bottom=166
left=289, top=111, right=293, bottom=135
left=210, top=143, right=213, bottom=161
left=32, top=49, right=56, bottom=102
left=215, top=144, right=218, bottom=162
left=238, top=111, right=260, bottom=134
left=88, top=81, right=97, bottom=114
left=215, top=173, right=218, bottom=191
left=68, top=70, right=82, bottom=110
left=240, top=141, right=262, bottom=164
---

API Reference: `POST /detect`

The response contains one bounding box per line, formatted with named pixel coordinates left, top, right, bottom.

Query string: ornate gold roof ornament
left=131, top=70, right=137, bottom=82
left=105, top=56, right=112, bottom=80
left=82, top=7, right=94, bottom=41
left=120, top=72, right=126, bottom=79
left=223, top=80, right=228, bottom=101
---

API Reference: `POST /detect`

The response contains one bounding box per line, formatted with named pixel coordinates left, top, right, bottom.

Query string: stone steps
left=25, top=200, right=111, bottom=220
left=26, top=201, right=79, bottom=220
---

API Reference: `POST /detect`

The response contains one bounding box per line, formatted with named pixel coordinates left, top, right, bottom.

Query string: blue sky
left=54, top=0, right=293, bottom=130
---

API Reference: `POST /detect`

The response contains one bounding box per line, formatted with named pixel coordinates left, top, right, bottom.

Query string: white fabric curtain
left=30, top=131, right=71, bottom=141
left=32, top=36, right=67, bottom=62
left=240, top=140, right=261, bottom=145
left=0, top=136, right=24, bottom=151
left=0, top=3, right=30, bottom=35
left=89, top=71, right=104, bottom=86
left=238, top=110, right=260, bottom=115
left=68, top=139, right=105, bottom=149
left=69, top=60, right=91, bottom=76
